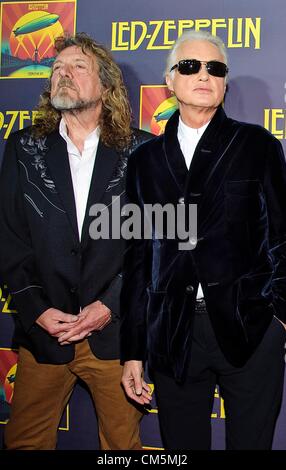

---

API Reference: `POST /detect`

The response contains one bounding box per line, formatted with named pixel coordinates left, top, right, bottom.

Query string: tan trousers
left=4, top=340, right=142, bottom=450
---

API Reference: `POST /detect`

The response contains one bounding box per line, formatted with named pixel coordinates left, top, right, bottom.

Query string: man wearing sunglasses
left=121, top=30, right=286, bottom=449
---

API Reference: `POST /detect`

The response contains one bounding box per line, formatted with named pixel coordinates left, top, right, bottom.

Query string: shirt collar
left=59, top=118, right=100, bottom=151
left=178, top=116, right=210, bottom=142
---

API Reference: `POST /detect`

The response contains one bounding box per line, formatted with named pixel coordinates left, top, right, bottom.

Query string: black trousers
left=151, top=302, right=286, bottom=450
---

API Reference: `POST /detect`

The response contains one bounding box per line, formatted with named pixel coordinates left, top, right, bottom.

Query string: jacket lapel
left=163, top=108, right=237, bottom=204
left=80, top=140, right=120, bottom=244
left=163, top=110, right=188, bottom=193
left=45, top=131, right=79, bottom=240
left=163, top=107, right=242, bottom=233
left=185, top=107, right=242, bottom=224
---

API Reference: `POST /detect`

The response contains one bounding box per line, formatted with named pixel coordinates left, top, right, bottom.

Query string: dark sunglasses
left=170, top=59, right=228, bottom=77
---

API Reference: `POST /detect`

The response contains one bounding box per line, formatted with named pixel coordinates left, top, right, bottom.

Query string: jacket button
left=70, top=286, right=78, bottom=293
left=185, top=285, right=194, bottom=294
left=71, top=249, right=78, bottom=256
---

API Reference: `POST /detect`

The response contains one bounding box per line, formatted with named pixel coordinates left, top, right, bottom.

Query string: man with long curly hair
left=0, top=32, right=151, bottom=450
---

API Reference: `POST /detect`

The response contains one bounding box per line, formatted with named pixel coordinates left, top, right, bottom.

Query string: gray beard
left=51, top=94, right=98, bottom=111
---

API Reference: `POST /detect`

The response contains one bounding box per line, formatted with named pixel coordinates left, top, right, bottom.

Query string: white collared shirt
left=177, top=116, right=209, bottom=169
left=59, top=118, right=100, bottom=240
left=177, top=117, right=210, bottom=299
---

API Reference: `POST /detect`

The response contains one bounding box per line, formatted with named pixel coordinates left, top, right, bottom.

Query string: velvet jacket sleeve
left=98, top=273, right=122, bottom=319
left=120, top=151, right=152, bottom=362
left=99, top=129, right=153, bottom=321
left=263, top=136, right=286, bottom=323
left=0, top=134, right=51, bottom=332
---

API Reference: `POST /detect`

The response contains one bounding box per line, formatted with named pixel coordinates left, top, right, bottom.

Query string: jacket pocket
left=225, top=180, right=264, bottom=222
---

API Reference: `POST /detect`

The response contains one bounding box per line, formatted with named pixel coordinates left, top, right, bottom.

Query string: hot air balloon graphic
left=151, top=96, right=178, bottom=134
left=1, top=3, right=76, bottom=78
left=13, top=13, right=60, bottom=36
left=5, top=10, right=65, bottom=78
left=140, top=86, right=178, bottom=135
left=154, top=104, right=178, bottom=123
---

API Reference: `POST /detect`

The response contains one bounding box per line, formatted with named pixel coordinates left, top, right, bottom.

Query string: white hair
left=165, top=30, right=228, bottom=78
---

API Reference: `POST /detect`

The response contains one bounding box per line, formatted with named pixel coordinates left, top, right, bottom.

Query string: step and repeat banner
left=0, top=0, right=286, bottom=450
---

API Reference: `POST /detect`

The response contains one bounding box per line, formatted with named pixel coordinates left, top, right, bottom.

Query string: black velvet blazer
left=120, top=106, right=286, bottom=381
left=0, top=126, right=152, bottom=364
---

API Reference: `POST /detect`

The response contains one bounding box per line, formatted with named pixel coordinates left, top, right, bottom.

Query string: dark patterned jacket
left=0, top=126, right=152, bottom=364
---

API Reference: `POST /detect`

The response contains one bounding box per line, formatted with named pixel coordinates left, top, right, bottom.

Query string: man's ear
left=166, top=73, right=174, bottom=93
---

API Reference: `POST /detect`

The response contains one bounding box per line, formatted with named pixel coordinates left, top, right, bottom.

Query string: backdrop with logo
left=0, top=0, right=286, bottom=450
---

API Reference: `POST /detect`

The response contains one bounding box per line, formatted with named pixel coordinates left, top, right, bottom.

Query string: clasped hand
left=36, top=301, right=112, bottom=345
